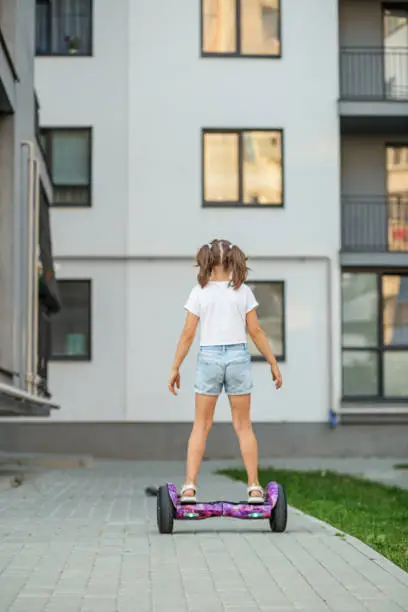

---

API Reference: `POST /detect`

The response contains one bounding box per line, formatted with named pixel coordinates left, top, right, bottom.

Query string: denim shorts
left=195, top=344, right=253, bottom=396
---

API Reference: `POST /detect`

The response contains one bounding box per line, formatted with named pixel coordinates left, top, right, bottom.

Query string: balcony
left=339, top=48, right=408, bottom=132
left=341, top=196, right=408, bottom=265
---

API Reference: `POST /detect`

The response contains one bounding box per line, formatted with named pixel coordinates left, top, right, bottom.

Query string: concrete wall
left=0, top=0, right=37, bottom=387
left=0, top=422, right=407, bottom=459
left=127, top=0, right=340, bottom=258
left=35, top=0, right=129, bottom=258
left=48, top=260, right=127, bottom=421
left=0, top=0, right=53, bottom=394
left=32, top=0, right=343, bottom=430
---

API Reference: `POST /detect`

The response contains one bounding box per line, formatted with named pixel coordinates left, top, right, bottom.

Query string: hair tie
left=207, top=243, right=213, bottom=249
left=229, top=244, right=234, bottom=250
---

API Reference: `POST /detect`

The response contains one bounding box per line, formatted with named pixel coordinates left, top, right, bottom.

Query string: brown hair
left=196, top=239, right=248, bottom=289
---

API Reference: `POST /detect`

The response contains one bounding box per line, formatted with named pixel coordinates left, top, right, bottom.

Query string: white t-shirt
left=184, top=281, right=259, bottom=346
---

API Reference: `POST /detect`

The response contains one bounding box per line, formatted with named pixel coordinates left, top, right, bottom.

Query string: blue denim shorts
left=195, top=344, right=253, bottom=396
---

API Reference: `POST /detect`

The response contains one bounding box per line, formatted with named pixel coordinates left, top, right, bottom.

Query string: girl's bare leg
left=184, top=394, right=218, bottom=494
left=229, top=394, right=262, bottom=498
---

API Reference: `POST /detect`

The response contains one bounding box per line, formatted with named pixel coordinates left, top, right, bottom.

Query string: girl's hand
left=271, top=362, right=282, bottom=389
left=168, top=368, right=181, bottom=395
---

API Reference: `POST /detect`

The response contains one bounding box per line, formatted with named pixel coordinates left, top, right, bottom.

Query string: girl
left=168, top=239, right=282, bottom=504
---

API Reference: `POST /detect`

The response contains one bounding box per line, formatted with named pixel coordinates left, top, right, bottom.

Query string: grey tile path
left=0, top=460, right=407, bottom=612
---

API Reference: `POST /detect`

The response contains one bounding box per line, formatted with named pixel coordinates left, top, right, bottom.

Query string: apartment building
left=0, top=0, right=59, bottom=419
left=3, top=0, right=407, bottom=457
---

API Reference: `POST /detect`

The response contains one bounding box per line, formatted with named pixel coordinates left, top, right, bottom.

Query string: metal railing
left=342, top=196, right=408, bottom=253
left=340, top=47, right=408, bottom=100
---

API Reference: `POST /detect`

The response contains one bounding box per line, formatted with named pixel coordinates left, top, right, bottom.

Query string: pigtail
left=228, top=244, right=248, bottom=289
left=196, top=243, right=215, bottom=288
left=195, top=239, right=247, bottom=289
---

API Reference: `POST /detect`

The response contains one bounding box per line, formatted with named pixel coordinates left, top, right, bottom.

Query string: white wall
left=35, top=0, right=342, bottom=425
left=127, top=259, right=331, bottom=423
left=34, top=0, right=129, bottom=258
left=48, top=261, right=126, bottom=421
left=127, top=0, right=340, bottom=258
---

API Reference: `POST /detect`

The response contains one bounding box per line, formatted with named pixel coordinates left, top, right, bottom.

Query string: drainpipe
left=19, top=141, right=36, bottom=395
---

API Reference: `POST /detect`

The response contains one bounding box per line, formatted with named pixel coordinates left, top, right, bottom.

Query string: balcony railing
left=342, top=196, right=408, bottom=253
left=340, top=47, right=408, bottom=101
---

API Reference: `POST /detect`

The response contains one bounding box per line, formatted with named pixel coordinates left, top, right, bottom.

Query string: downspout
left=32, top=159, right=40, bottom=395
left=20, top=141, right=36, bottom=394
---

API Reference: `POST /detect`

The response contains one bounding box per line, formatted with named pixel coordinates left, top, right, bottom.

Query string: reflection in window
left=243, top=132, right=282, bottom=204
left=384, top=351, right=408, bottom=397
left=202, top=0, right=236, bottom=53
left=386, top=145, right=408, bottom=252
left=383, top=5, right=408, bottom=99
left=204, top=133, right=239, bottom=202
left=241, top=0, right=280, bottom=56
left=202, top=0, right=280, bottom=56
left=41, top=128, right=91, bottom=206
left=203, top=129, right=283, bottom=206
left=341, top=273, right=378, bottom=347
left=383, top=275, right=408, bottom=345
left=342, top=272, right=408, bottom=399
left=246, top=282, right=285, bottom=360
left=342, top=350, right=378, bottom=397
left=51, top=281, right=91, bottom=360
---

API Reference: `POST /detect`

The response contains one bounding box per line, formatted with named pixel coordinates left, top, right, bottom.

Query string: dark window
left=247, top=281, right=285, bottom=361
left=40, top=128, right=92, bottom=207
left=203, top=129, right=283, bottom=207
left=202, top=0, right=281, bottom=57
left=342, top=272, right=408, bottom=399
left=51, top=280, right=91, bottom=361
left=36, top=0, right=93, bottom=56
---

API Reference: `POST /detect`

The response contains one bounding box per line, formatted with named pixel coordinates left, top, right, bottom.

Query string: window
left=40, top=128, right=92, bottom=207
left=203, top=129, right=283, bottom=207
left=202, top=0, right=281, bottom=57
left=386, top=144, right=408, bottom=252
left=247, top=281, right=285, bottom=361
left=51, top=280, right=91, bottom=361
left=342, top=272, right=408, bottom=399
left=36, top=0, right=93, bottom=56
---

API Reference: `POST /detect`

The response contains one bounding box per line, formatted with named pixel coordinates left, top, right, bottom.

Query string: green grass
left=394, top=463, right=408, bottom=470
left=219, top=468, right=408, bottom=572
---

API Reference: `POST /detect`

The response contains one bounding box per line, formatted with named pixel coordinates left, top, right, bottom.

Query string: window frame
left=50, top=279, right=92, bottom=362
left=200, top=0, right=282, bottom=59
left=202, top=128, right=284, bottom=208
left=40, top=127, right=93, bottom=208
left=341, top=269, right=408, bottom=402
left=35, top=0, right=94, bottom=57
left=247, top=280, right=286, bottom=362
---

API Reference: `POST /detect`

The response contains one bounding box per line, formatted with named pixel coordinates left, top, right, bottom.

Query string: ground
left=0, top=459, right=407, bottom=612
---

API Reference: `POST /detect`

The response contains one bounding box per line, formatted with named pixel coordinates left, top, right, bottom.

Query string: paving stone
left=0, top=459, right=407, bottom=612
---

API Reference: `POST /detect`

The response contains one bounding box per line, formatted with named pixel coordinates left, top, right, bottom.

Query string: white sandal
left=180, top=483, right=197, bottom=504
left=247, top=484, right=265, bottom=504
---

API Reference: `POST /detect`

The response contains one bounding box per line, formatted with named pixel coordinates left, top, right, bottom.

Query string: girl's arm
left=168, top=312, right=199, bottom=395
left=246, top=309, right=282, bottom=389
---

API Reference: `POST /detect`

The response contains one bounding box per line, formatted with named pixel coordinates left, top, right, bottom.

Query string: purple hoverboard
left=156, top=482, right=287, bottom=534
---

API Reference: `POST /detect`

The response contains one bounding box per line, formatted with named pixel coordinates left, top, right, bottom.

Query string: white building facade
left=4, top=0, right=407, bottom=458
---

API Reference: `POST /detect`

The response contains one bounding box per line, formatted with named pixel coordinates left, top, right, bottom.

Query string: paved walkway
left=0, top=460, right=407, bottom=612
